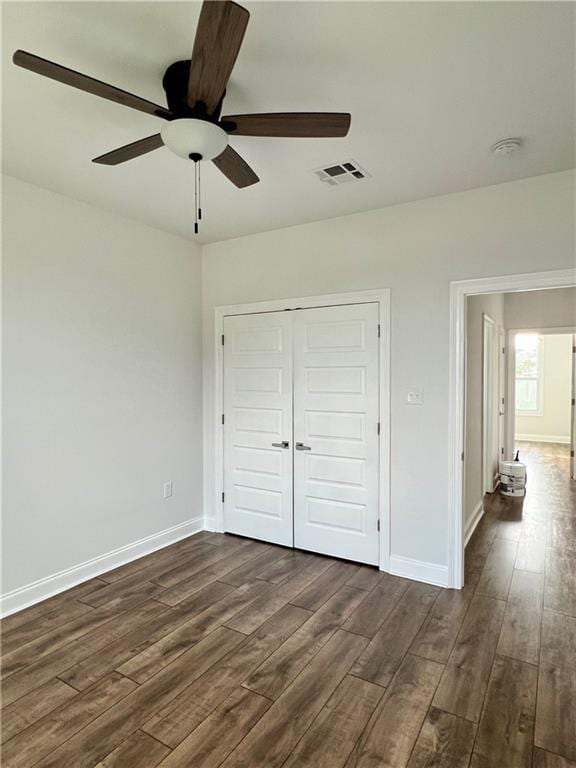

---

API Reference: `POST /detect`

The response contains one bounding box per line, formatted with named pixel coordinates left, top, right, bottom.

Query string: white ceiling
left=2, top=1, right=574, bottom=244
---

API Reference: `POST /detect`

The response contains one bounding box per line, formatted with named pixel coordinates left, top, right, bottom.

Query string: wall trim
left=465, top=500, right=485, bottom=546
left=212, top=287, right=391, bottom=574
left=448, top=267, right=576, bottom=590
left=0, top=516, right=204, bottom=618
left=389, top=554, right=449, bottom=588
left=516, top=434, right=570, bottom=444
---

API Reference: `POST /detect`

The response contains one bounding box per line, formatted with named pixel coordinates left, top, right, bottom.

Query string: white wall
left=464, top=294, right=504, bottom=538
left=202, top=171, right=575, bottom=578
left=505, top=287, right=576, bottom=330
left=2, top=176, right=203, bottom=598
left=516, top=334, right=573, bottom=443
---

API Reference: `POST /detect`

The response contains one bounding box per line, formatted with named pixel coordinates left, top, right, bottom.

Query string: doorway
left=449, top=269, right=576, bottom=589
left=511, top=330, right=576, bottom=478
left=215, top=290, right=390, bottom=570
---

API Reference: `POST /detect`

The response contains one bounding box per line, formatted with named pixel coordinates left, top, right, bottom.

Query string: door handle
left=295, top=442, right=311, bottom=451
left=272, top=441, right=290, bottom=449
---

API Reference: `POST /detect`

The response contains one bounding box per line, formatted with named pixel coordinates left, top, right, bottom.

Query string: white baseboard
left=465, top=500, right=485, bottom=546
left=389, top=554, right=449, bottom=588
left=516, top=434, right=570, bottom=445
left=0, top=516, right=204, bottom=618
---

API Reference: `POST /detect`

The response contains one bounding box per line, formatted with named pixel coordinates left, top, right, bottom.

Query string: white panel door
left=482, top=314, right=496, bottom=493
left=223, top=312, right=293, bottom=546
left=498, top=326, right=506, bottom=461
left=292, top=303, right=380, bottom=565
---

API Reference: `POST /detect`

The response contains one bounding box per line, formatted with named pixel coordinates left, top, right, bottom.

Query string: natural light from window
left=515, top=333, right=541, bottom=413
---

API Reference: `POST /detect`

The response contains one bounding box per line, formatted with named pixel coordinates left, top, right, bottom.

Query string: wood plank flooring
left=1, top=441, right=574, bottom=767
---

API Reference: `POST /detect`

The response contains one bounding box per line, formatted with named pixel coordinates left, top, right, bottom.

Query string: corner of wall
left=0, top=516, right=204, bottom=617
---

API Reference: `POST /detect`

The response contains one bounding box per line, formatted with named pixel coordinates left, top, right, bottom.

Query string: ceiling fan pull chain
left=189, top=151, right=203, bottom=235
left=194, top=159, right=199, bottom=234
left=198, top=161, right=202, bottom=221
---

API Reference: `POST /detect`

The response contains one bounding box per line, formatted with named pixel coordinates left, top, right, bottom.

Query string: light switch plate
left=163, top=481, right=173, bottom=499
left=407, top=388, right=423, bottom=405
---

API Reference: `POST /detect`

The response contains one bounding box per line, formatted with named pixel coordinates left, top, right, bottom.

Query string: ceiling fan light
left=160, top=118, right=228, bottom=161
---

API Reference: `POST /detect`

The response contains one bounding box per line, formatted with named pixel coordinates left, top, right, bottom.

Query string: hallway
left=464, top=440, right=576, bottom=766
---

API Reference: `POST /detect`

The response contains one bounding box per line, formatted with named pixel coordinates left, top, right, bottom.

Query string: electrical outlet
left=407, top=388, right=424, bottom=405
left=163, top=481, right=173, bottom=499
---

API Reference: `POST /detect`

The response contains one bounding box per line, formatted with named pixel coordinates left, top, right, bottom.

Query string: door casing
left=214, top=289, right=391, bottom=573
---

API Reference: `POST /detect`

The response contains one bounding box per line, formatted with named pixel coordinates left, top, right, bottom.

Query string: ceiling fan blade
left=13, top=51, right=171, bottom=119
left=187, top=1, right=249, bottom=115
left=92, top=134, right=164, bottom=165
left=212, top=145, right=259, bottom=188
left=222, top=112, right=351, bottom=138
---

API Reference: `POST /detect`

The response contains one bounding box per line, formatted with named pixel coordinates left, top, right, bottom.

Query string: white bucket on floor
left=499, top=459, right=527, bottom=497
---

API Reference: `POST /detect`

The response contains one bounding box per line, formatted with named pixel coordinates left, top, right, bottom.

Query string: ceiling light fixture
left=160, top=119, right=230, bottom=233
left=160, top=119, right=229, bottom=161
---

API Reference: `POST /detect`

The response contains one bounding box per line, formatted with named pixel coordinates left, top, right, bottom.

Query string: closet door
left=293, top=303, right=380, bottom=565
left=223, top=312, right=293, bottom=546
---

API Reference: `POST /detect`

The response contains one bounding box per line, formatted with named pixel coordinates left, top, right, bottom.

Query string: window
left=515, top=333, right=542, bottom=414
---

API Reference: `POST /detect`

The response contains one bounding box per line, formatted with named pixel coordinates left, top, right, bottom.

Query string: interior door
left=223, top=312, right=294, bottom=546
left=498, top=326, right=506, bottom=462
left=292, top=303, right=380, bottom=565
left=482, top=314, right=496, bottom=493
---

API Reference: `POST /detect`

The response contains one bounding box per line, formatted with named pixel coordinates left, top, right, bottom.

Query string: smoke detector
left=314, top=159, right=370, bottom=186
left=491, top=138, right=523, bottom=157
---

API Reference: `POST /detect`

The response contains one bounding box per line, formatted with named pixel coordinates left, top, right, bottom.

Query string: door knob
left=295, top=442, right=311, bottom=451
left=272, top=441, right=289, bottom=449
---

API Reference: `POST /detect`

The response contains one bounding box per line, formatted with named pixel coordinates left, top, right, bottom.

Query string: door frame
left=448, top=268, right=576, bottom=589
left=214, top=288, right=391, bottom=572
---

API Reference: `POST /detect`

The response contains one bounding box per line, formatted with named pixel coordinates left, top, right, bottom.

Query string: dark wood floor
left=1, top=441, right=574, bottom=767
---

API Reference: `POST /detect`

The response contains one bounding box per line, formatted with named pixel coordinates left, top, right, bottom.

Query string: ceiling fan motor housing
left=162, top=60, right=223, bottom=119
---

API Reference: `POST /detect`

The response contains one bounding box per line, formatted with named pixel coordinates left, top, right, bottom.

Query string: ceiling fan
left=13, top=0, right=351, bottom=231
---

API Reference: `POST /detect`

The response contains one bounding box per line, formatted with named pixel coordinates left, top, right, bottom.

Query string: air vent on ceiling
left=314, top=159, right=370, bottom=186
